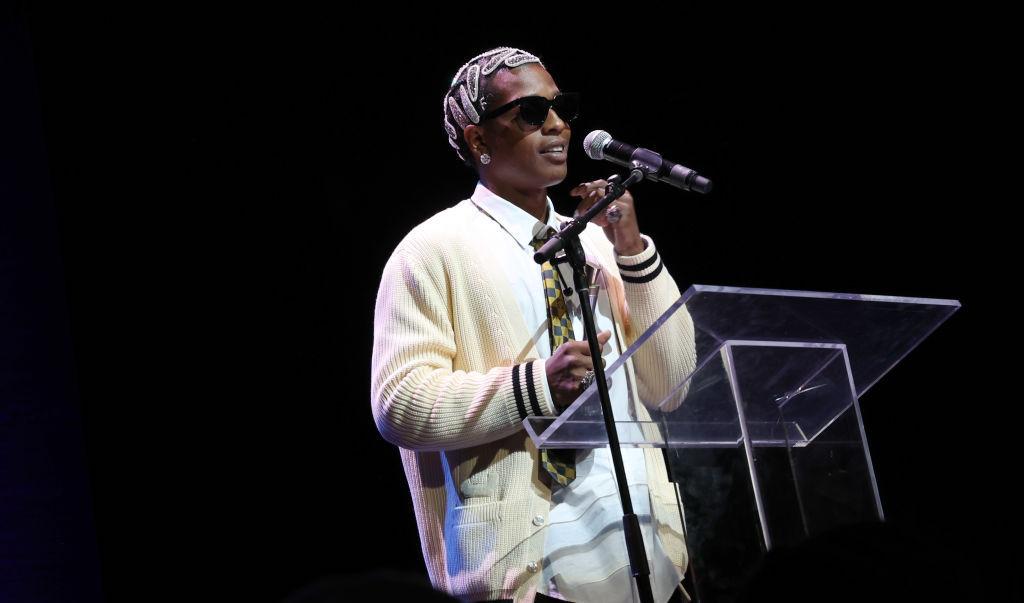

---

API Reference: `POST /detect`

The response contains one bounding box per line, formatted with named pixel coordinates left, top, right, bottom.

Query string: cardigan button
left=532, top=515, right=545, bottom=527
left=527, top=561, right=539, bottom=573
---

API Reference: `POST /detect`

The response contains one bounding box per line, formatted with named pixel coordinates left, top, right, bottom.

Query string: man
left=371, top=47, right=696, bottom=602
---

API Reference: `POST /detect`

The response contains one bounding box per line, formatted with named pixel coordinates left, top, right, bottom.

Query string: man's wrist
left=614, top=237, right=647, bottom=256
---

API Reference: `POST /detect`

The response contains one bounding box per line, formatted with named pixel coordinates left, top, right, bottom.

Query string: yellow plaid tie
left=531, top=226, right=577, bottom=487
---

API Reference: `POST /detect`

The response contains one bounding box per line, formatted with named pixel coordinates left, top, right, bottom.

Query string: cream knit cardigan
left=371, top=199, right=697, bottom=601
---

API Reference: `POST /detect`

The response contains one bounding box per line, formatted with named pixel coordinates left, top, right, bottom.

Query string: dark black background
left=5, top=5, right=1017, bottom=602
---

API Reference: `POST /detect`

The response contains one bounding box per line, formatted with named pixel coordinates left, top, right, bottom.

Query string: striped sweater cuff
left=615, top=235, right=663, bottom=284
left=510, top=359, right=555, bottom=421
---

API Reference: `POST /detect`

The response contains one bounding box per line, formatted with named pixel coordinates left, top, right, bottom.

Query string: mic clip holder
left=628, top=149, right=664, bottom=182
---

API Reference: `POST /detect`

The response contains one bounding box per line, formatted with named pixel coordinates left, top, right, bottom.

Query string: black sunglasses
left=480, top=93, right=580, bottom=127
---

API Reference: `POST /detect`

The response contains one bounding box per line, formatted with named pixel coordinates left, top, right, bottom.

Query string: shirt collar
left=471, top=181, right=563, bottom=249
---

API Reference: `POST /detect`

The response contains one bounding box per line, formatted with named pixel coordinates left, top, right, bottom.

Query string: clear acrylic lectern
left=525, top=285, right=960, bottom=602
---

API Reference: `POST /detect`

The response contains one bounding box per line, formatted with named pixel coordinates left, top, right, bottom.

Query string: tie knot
left=530, top=226, right=557, bottom=251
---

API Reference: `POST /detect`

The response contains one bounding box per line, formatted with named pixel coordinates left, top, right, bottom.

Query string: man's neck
left=480, top=178, right=548, bottom=222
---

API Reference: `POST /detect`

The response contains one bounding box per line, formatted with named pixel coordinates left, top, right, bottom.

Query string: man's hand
left=545, top=330, right=612, bottom=411
left=570, top=180, right=645, bottom=256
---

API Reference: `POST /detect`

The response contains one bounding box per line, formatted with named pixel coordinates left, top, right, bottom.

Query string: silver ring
left=606, top=203, right=622, bottom=224
left=579, top=369, right=596, bottom=391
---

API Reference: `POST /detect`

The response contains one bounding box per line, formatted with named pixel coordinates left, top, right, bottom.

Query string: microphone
left=583, top=130, right=712, bottom=194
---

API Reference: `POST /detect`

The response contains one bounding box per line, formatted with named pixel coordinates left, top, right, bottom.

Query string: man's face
left=479, top=64, right=572, bottom=190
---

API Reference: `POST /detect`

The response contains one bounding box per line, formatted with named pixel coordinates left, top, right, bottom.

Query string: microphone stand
left=534, top=166, right=654, bottom=603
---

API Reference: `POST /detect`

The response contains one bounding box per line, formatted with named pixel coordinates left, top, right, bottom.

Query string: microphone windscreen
left=583, top=130, right=612, bottom=160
